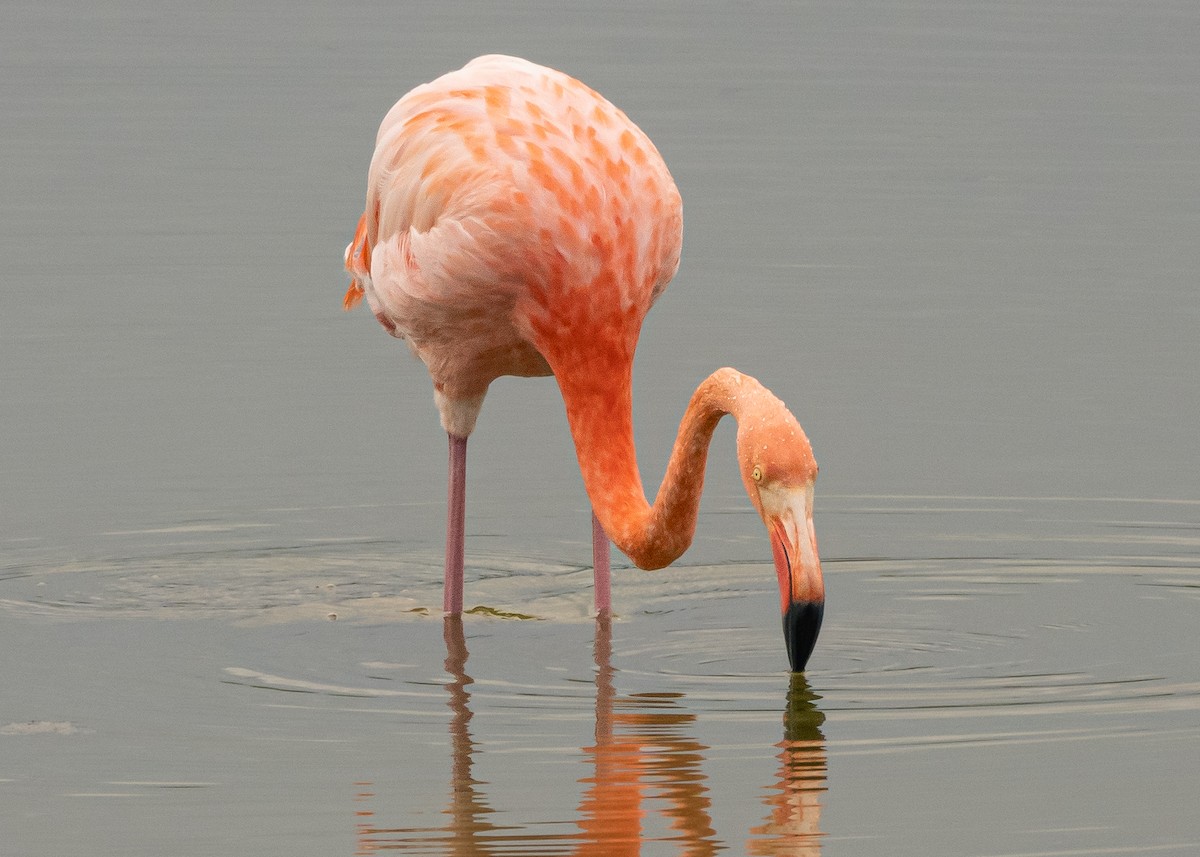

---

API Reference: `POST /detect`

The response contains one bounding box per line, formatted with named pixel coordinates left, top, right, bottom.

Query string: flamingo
left=343, top=56, right=824, bottom=671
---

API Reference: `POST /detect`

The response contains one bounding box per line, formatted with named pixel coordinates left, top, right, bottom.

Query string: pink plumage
left=346, top=55, right=681, bottom=436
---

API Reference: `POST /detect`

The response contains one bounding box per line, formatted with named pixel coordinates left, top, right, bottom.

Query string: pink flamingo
left=344, top=56, right=823, bottom=670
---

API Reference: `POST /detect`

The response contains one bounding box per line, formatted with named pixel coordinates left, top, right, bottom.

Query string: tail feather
left=342, top=211, right=373, bottom=311
left=343, top=280, right=365, bottom=311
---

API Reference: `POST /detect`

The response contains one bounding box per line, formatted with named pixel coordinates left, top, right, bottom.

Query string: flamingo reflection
left=576, top=615, right=719, bottom=855
left=355, top=618, right=826, bottom=854
left=747, top=674, right=828, bottom=855
left=355, top=617, right=502, bottom=855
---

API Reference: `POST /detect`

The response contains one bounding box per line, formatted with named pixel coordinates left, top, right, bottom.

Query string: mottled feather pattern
left=347, top=55, right=681, bottom=407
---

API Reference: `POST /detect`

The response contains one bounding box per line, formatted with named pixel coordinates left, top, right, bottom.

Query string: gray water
left=3, top=2, right=1199, bottom=855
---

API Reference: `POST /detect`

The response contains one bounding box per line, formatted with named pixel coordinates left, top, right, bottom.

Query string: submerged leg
left=444, top=433, right=468, bottom=616
left=592, top=509, right=611, bottom=615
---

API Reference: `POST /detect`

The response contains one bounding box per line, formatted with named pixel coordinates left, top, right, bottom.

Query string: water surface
left=3, top=2, right=1198, bottom=855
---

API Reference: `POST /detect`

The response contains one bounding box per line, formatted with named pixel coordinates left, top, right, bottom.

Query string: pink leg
left=592, top=509, right=611, bottom=615
left=444, top=433, right=467, bottom=616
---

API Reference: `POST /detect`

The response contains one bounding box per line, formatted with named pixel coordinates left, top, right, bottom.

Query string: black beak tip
left=783, top=600, right=824, bottom=673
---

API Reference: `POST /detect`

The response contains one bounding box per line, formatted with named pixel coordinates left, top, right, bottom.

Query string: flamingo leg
left=444, top=433, right=468, bottom=616
left=592, top=509, right=612, bottom=615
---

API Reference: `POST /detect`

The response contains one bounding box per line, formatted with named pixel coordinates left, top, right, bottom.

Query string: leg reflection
left=575, top=615, right=720, bottom=856
left=354, top=616, right=499, bottom=855
left=442, top=615, right=499, bottom=850
left=747, top=673, right=828, bottom=855
left=354, top=618, right=731, bottom=855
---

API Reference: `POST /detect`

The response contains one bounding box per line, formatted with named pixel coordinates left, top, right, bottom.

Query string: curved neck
left=557, top=365, right=750, bottom=570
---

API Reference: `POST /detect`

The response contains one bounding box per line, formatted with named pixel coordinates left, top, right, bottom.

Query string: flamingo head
left=736, top=401, right=824, bottom=673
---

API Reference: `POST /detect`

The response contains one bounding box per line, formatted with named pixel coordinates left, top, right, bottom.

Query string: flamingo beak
left=783, top=594, right=824, bottom=674
left=767, top=486, right=824, bottom=672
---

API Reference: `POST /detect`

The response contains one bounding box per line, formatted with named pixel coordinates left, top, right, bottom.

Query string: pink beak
left=768, top=493, right=824, bottom=672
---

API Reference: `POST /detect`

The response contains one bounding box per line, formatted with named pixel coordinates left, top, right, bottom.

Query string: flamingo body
left=345, top=56, right=824, bottom=670
left=345, top=55, right=680, bottom=437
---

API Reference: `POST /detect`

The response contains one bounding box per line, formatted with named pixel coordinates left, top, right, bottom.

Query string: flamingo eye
left=752, top=465, right=763, bottom=483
